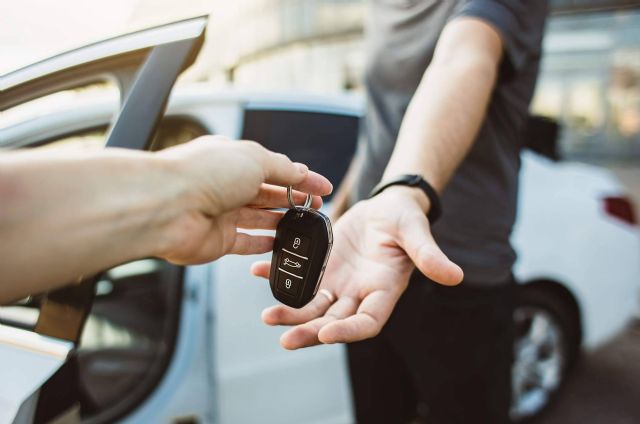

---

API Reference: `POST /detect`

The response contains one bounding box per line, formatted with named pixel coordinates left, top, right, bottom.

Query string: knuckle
left=210, top=134, right=230, bottom=141
left=239, top=140, right=268, bottom=161
left=239, top=140, right=263, bottom=152
left=197, top=134, right=228, bottom=144
left=369, top=326, right=382, bottom=338
left=273, top=152, right=291, bottom=163
left=359, top=311, right=381, bottom=337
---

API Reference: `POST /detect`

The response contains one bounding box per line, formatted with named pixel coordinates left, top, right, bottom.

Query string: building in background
left=3, top=0, right=638, bottom=165
left=132, top=0, right=640, bottom=165
left=201, top=0, right=365, bottom=92
left=128, top=0, right=366, bottom=92
left=533, top=7, right=640, bottom=163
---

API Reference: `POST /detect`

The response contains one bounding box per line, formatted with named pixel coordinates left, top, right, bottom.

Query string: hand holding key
left=252, top=187, right=462, bottom=349
left=153, top=135, right=332, bottom=264
left=0, top=134, right=332, bottom=302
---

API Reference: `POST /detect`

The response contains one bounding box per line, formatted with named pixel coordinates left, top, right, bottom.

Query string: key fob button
left=276, top=271, right=301, bottom=297
left=279, top=252, right=307, bottom=276
left=284, top=231, right=311, bottom=257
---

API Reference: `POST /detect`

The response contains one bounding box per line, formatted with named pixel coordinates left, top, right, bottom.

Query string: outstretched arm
left=0, top=136, right=332, bottom=303
left=383, top=17, right=503, bottom=194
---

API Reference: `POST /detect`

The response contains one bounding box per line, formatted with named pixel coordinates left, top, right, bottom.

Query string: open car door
left=0, top=16, right=207, bottom=423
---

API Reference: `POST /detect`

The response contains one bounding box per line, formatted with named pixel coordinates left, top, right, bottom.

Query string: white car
left=1, top=18, right=639, bottom=424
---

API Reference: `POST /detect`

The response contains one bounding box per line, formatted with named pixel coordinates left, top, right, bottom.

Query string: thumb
left=398, top=211, right=463, bottom=286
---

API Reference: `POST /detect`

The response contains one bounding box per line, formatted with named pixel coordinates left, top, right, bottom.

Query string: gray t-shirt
left=353, top=0, right=549, bottom=286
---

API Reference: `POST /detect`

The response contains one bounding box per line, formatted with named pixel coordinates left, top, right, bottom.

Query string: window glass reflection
left=532, top=10, right=640, bottom=162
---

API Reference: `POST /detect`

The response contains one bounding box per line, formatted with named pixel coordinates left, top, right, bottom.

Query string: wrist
left=370, top=175, right=441, bottom=221
left=141, top=154, right=196, bottom=258
left=376, top=185, right=432, bottom=214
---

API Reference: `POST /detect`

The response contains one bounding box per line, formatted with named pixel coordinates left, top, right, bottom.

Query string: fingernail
left=294, top=162, right=308, bottom=174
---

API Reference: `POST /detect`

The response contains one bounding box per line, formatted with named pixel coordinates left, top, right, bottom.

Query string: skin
left=0, top=136, right=332, bottom=304
left=252, top=17, right=505, bottom=349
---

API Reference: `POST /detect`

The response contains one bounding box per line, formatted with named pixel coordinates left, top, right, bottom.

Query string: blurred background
left=1, top=1, right=639, bottom=423
left=1, top=0, right=639, bottom=199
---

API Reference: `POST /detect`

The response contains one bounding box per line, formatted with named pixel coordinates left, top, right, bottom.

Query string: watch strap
left=369, top=174, right=442, bottom=223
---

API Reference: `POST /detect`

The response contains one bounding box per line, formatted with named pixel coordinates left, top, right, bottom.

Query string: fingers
left=250, top=143, right=332, bottom=196
left=279, top=316, right=335, bottom=350
left=279, top=296, right=358, bottom=349
left=236, top=208, right=284, bottom=230
left=318, top=290, right=395, bottom=344
left=261, top=292, right=332, bottom=326
left=250, top=260, right=271, bottom=279
left=249, top=184, right=323, bottom=209
left=399, top=212, right=463, bottom=286
left=291, top=170, right=333, bottom=197
left=229, top=233, right=274, bottom=255
left=251, top=143, right=309, bottom=186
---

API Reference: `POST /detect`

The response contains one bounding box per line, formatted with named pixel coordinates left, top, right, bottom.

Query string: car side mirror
left=523, top=115, right=561, bottom=161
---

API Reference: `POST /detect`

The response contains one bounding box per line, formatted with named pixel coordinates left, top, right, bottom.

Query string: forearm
left=383, top=18, right=502, bottom=207
left=0, top=149, right=184, bottom=303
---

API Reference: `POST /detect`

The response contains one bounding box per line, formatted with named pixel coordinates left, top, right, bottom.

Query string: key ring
left=287, top=186, right=312, bottom=210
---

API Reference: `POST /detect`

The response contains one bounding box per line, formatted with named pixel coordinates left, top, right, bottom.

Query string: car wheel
left=510, top=285, right=580, bottom=422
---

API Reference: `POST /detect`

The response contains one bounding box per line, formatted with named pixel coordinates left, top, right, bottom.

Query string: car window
left=0, top=117, right=207, bottom=421
left=0, top=82, right=119, bottom=131
left=149, top=118, right=208, bottom=151
left=241, top=109, right=360, bottom=199
left=35, top=128, right=107, bottom=151
left=10, top=117, right=207, bottom=152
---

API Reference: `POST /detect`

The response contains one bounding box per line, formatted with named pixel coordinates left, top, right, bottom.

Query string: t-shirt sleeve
left=452, top=0, right=549, bottom=80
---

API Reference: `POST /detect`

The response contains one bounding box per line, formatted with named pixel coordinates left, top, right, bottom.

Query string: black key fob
left=269, top=189, right=333, bottom=309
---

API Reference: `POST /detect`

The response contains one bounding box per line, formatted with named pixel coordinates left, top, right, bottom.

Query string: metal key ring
left=287, top=186, right=313, bottom=210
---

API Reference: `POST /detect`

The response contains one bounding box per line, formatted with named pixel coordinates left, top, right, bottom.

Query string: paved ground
left=538, top=319, right=640, bottom=424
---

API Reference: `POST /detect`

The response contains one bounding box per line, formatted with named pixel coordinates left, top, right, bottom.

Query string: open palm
left=252, top=188, right=464, bottom=349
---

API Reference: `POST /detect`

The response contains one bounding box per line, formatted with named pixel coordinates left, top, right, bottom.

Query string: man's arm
left=255, top=17, right=507, bottom=349
left=383, top=17, right=503, bottom=208
left=0, top=137, right=332, bottom=304
left=330, top=19, right=501, bottom=220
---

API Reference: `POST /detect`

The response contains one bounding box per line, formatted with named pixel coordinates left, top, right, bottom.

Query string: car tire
left=510, top=284, right=581, bottom=423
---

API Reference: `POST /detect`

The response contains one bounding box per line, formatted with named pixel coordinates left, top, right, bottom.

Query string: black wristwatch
left=369, top=174, right=442, bottom=223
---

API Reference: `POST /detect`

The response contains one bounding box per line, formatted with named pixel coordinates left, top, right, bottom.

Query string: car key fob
left=269, top=187, right=333, bottom=309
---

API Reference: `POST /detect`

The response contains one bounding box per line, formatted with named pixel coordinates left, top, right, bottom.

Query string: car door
left=0, top=17, right=207, bottom=423
left=208, top=99, right=361, bottom=424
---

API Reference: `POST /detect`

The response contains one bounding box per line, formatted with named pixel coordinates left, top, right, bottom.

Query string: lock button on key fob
left=269, top=189, right=332, bottom=309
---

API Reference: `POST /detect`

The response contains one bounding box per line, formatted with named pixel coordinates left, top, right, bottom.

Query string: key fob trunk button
left=279, top=252, right=307, bottom=276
